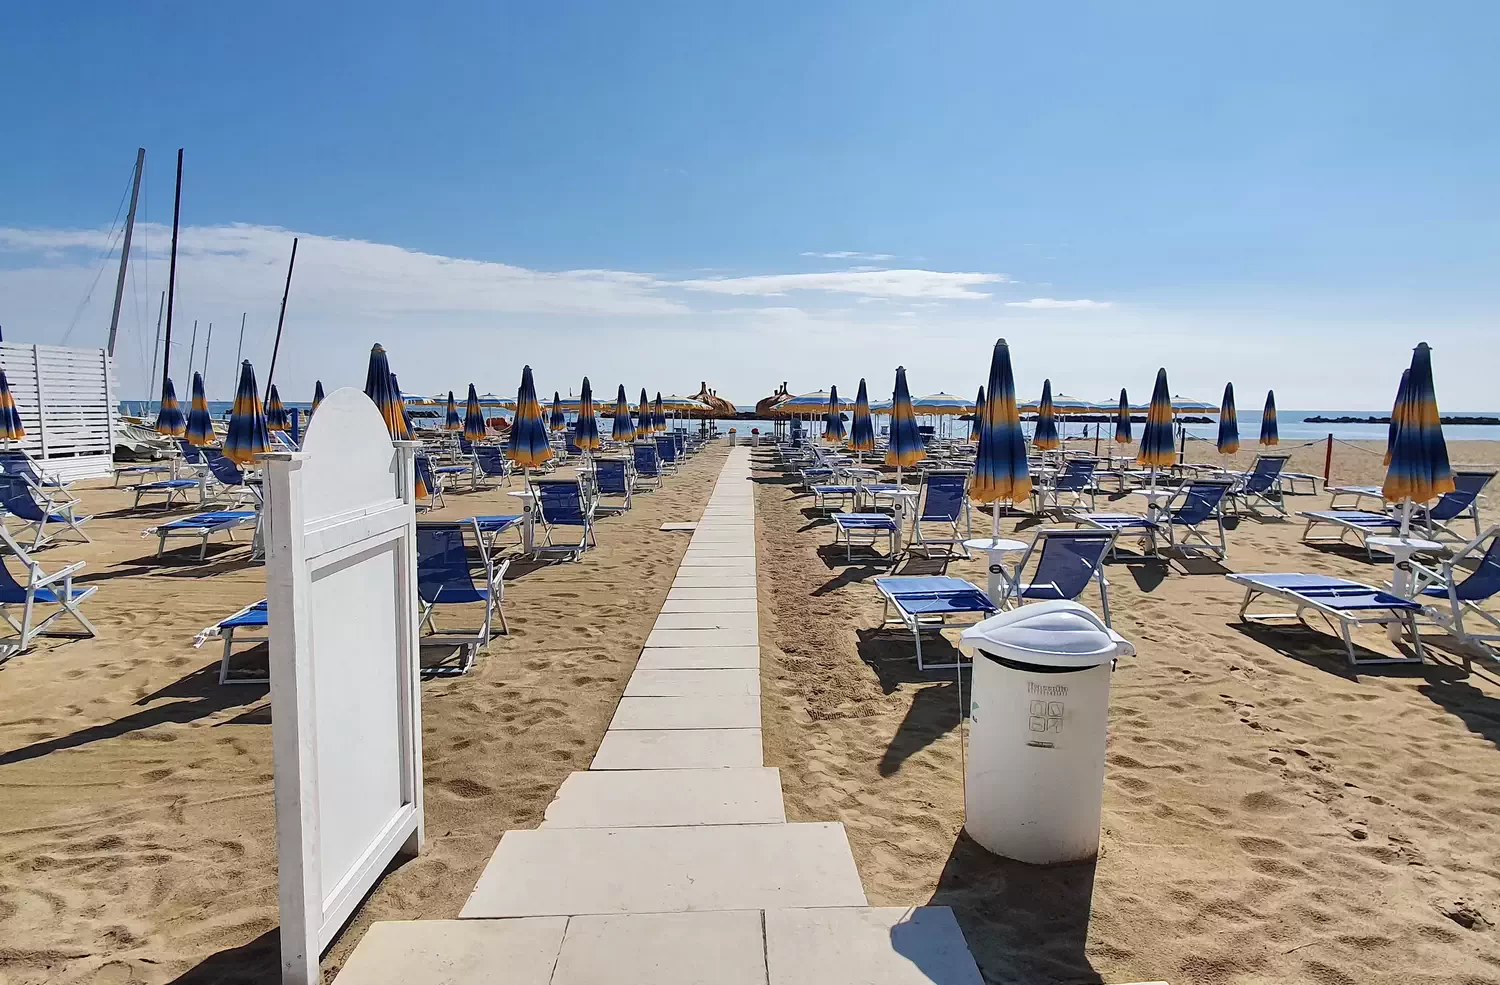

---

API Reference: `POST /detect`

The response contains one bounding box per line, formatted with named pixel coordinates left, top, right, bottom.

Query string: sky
left=1, top=1, right=1496, bottom=408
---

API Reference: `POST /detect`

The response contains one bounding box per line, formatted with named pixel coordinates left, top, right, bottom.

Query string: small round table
left=507, top=489, right=539, bottom=554
left=1129, top=487, right=1172, bottom=521
left=962, top=537, right=1030, bottom=605
left=1368, top=534, right=1443, bottom=640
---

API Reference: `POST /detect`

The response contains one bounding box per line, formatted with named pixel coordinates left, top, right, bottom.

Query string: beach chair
left=594, top=458, right=633, bottom=513
left=1327, top=485, right=1388, bottom=511
left=474, top=446, right=513, bottom=489
left=145, top=510, right=258, bottom=560
left=1157, top=479, right=1233, bottom=559
left=811, top=479, right=859, bottom=514
left=202, top=449, right=259, bottom=506
left=470, top=514, right=526, bottom=554
left=0, top=450, right=72, bottom=492
left=831, top=512, right=902, bottom=566
left=175, top=438, right=211, bottom=470
left=114, top=462, right=175, bottom=487
left=1279, top=471, right=1321, bottom=495
left=1034, top=458, right=1099, bottom=513
left=1006, top=528, right=1116, bottom=625
left=0, top=525, right=97, bottom=657
left=632, top=444, right=663, bottom=490
left=654, top=435, right=680, bottom=473
left=1227, top=455, right=1290, bottom=515
left=1412, top=470, right=1495, bottom=542
left=1299, top=509, right=1401, bottom=558
left=1226, top=572, right=1425, bottom=666
left=132, top=475, right=205, bottom=509
left=415, top=454, right=445, bottom=510
left=194, top=599, right=270, bottom=684
left=416, top=519, right=510, bottom=673
left=1404, top=524, right=1500, bottom=653
left=0, top=475, right=91, bottom=550
left=533, top=478, right=597, bottom=558
left=874, top=575, right=999, bottom=671
left=458, top=435, right=474, bottom=456
left=909, top=470, right=971, bottom=561
left=270, top=430, right=299, bottom=453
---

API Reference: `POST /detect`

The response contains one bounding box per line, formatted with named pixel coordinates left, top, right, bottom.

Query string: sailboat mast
left=187, top=320, right=198, bottom=379
left=148, top=290, right=165, bottom=399
left=202, top=322, right=214, bottom=395
left=234, top=312, right=246, bottom=367
left=265, top=236, right=298, bottom=390
left=106, top=148, right=145, bottom=357
left=161, top=149, right=183, bottom=387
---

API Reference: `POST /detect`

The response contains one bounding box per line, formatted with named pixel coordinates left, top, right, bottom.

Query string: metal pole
left=161, top=149, right=184, bottom=386
left=148, top=290, right=165, bottom=398
left=202, top=322, right=214, bottom=395
left=234, top=311, right=246, bottom=367
left=1323, top=433, right=1333, bottom=487
left=265, top=237, right=298, bottom=390
left=187, top=320, right=198, bottom=378
left=107, top=147, right=145, bottom=357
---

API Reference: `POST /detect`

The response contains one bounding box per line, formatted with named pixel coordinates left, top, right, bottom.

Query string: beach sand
left=0, top=440, right=728, bottom=984
left=754, top=438, right=1500, bottom=985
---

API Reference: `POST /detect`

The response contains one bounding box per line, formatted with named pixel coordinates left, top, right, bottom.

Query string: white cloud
left=1005, top=297, right=1113, bottom=309
left=800, top=250, right=895, bottom=260
left=673, top=269, right=1009, bottom=300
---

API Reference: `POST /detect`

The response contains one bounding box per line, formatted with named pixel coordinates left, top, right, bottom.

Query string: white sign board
left=263, top=388, right=423, bottom=985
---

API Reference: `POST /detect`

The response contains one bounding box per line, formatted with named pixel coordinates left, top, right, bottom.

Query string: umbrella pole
left=992, top=499, right=1000, bottom=538
left=1400, top=498, right=1412, bottom=539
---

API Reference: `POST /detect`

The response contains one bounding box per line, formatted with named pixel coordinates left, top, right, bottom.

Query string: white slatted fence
left=0, top=343, right=118, bottom=481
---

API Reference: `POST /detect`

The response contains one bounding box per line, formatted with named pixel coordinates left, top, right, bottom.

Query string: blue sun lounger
left=417, top=519, right=510, bottom=674
left=0, top=475, right=92, bottom=550
left=1405, top=524, right=1500, bottom=655
left=132, top=476, right=204, bottom=509
left=195, top=599, right=270, bottom=684
left=874, top=575, right=999, bottom=671
left=1226, top=572, right=1426, bottom=666
left=832, top=512, right=902, bottom=565
left=147, top=510, right=258, bottom=560
left=1299, top=510, right=1401, bottom=558
left=471, top=514, right=526, bottom=554
left=534, top=478, right=597, bottom=558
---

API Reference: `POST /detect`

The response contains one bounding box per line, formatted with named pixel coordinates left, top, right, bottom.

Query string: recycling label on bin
left=1026, top=681, right=1067, bottom=748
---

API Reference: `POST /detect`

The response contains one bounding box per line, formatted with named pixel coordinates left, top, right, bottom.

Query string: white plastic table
left=1368, top=534, right=1443, bottom=641
left=507, top=489, right=538, bottom=554
left=962, top=537, right=1030, bottom=605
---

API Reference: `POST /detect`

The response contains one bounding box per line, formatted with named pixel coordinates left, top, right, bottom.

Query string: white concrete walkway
left=335, top=446, right=985, bottom=984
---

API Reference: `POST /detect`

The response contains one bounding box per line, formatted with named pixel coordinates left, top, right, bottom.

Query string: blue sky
left=2, top=2, right=1495, bottom=407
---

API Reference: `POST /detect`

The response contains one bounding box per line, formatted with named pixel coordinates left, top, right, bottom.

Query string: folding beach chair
left=417, top=519, right=510, bottom=673
left=458, top=435, right=474, bottom=456
left=632, top=444, right=663, bottom=490
left=175, top=438, right=211, bottom=470
left=1228, top=455, right=1290, bottom=515
left=909, top=470, right=971, bottom=561
left=194, top=599, right=269, bottom=684
left=654, top=435, right=680, bottom=473
left=0, top=475, right=91, bottom=550
left=202, top=449, right=260, bottom=507
left=1226, top=572, right=1425, bottom=666
left=1300, top=509, right=1401, bottom=558
left=0, top=450, right=71, bottom=492
left=0, top=525, right=97, bottom=657
left=1405, top=524, right=1500, bottom=653
left=1034, top=458, right=1099, bottom=513
left=415, top=454, right=445, bottom=510
left=874, top=575, right=999, bottom=671
left=832, top=512, right=902, bottom=566
left=146, top=510, right=258, bottom=561
left=474, top=446, right=513, bottom=489
left=132, top=476, right=205, bottom=509
left=533, top=478, right=597, bottom=558
left=594, top=458, right=633, bottom=513
left=1412, top=470, right=1495, bottom=542
left=1006, top=528, right=1116, bottom=625
left=270, top=430, right=299, bottom=452
left=1157, top=479, right=1232, bottom=559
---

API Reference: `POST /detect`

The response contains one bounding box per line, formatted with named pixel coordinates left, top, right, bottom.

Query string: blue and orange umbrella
left=1383, top=342, right=1454, bottom=512
left=612, top=385, right=636, bottom=442
left=550, top=391, right=567, bottom=432
left=850, top=379, right=875, bottom=454
left=311, top=380, right=325, bottom=414
left=155, top=377, right=185, bottom=437
left=970, top=386, right=985, bottom=443
left=390, top=375, right=416, bottom=437
left=445, top=390, right=462, bottom=432
left=1033, top=379, right=1060, bottom=451
left=1217, top=383, right=1240, bottom=455
left=224, top=361, right=271, bottom=466
left=1383, top=369, right=1409, bottom=467
left=265, top=384, right=290, bottom=431
left=885, top=367, right=926, bottom=474
left=363, top=344, right=409, bottom=441
left=575, top=378, right=601, bottom=452
left=638, top=388, right=652, bottom=439
left=0, top=369, right=23, bottom=441
left=185, top=372, right=215, bottom=447
left=1137, top=368, right=1176, bottom=470
left=507, top=366, right=554, bottom=469
left=1114, top=389, right=1132, bottom=445
left=971, top=339, right=1031, bottom=525
left=1259, top=391, right=1278, bottom=446
left=650, top=392, right=663, bottom=433
left=464, top=384, right=487, bottom=443
left=824, top=384, right=846, bottom=444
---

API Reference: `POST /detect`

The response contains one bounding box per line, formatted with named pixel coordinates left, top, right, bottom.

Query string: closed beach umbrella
left=507, top=365, right=553, bottom=469
left=653, top=392, right=666, bottom=433
left=224, top=360, right=271, bottom=466
left=969, top=386, right=985, bottom=442
left=391, top=375, right=416, bottom=437
left=612, top=385, right=636, bottom=442
left=885, top=367, right=926, bottom=474
left=265, top=384, right=290, bottom=431
left=1217, top=383, right=1240, bottom=455
left=1033, top=379, right=1060, bottom=450
left=971, top=339, right=1031, bottom=528
left=311, top=380, right=325, bottom=415
left=824, top=384, right=846, bottom=443
left=550, top=391, right=567, bottom=432
left=185, top=372, right=214, bottom=447
left=445, top=390, right=462, bottom=431
left=1115, top=389, right=1132, bottom=445
left=363, top=344, right=409, bottom=441
left=850, top=379, right=875, bottom=454
left=1137, top=368, right=1175, bottom=470
left=463, top=384, right=486, bottom=442
left=1383, top=342, right=1454, bottom=518
left=1259, top=391, right=1279, bottom=446
left=1383, top=370, right=1409, bottom=467
left=155, top=377, right=185, bottom=437
left=0, top=369, right=23, bottom=441
left=575, top=378, right=600, bottom=452
left=639, top=388, right=652, bottom=438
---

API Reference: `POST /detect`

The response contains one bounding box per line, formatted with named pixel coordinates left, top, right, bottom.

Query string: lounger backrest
left=0, top=475, right=43, bottom=520
left=634, top=445, right=660, bottom=475
left=415, top=454, right=437, bottom=494
left=415, top=522, right=478, bottom=604
left=920, top=471, right=968, bottom=522
left=655, top=436, right=678, bottom=462
left=565, top=429, right=582, bottom=455
left=1174, top=481, right=1232, bottom=524
left=0, top=525, right=35, bottom=602
left=0, top=451, right=40, bottom=483
left=176, top=439, right=207, bottom=464
left=1056, top=459, right=1097, bottom=490
left=596, top=459, right=629, bottom=493
left=203, top=450, right=245, bottom=486
left=475, top=446, right=507, bottom=476
left=1453, top=530, right=1500, bottom=602
left=1244, top=456, right=1288, bottom=492
left=1029, top=530, right=1112, bottom=599
left=1430, top=471, right=1496, bottom=521
left=535, top=480, right=588, bottom=524
left=458, top=435, right=473, bottom=455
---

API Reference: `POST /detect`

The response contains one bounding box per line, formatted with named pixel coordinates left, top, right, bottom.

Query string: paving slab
left=763, top=907, right=984, bottom=985
left=683, top=546, right=757, bottom=558
left=591, top=728, right=763, bottom=769
left=660, top=522, right=698, bottom=531
left=670, top=576, right=758, bottom=591
left=551, top=910, right=768, bottom=985
left=636, top=646, right=759, bottom=670
left=666, top=586, right=759, bottom=600
left=625, top=667, right=760, bottom=696
left=647, top=626, right=759, bottom=648
left=542, top=768, right=784, bottom=828
left=675, top=557, right=756, bottom=572
left=461, top=823, right=867, bottom=917
left=609, top=694, right=761, bottom=730
left=332, top=917, right=567, bottom=985
left=653, top=610, right=758, bottom=631
left=661, top=597, right=759, bottom=613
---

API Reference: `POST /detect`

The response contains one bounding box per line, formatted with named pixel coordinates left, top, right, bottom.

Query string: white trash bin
left=958, top=600, right=1134, bottom=864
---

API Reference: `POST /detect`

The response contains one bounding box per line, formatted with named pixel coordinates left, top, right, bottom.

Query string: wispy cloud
left=673, top=269, right=1009, bottom=300
left=800, top=250, right=895, bottom=260
left=1004, top=297, right=1112, bottom=309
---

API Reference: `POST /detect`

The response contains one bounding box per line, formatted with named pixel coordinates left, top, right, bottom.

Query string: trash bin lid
left=959, top=600, right=1133, bottom=669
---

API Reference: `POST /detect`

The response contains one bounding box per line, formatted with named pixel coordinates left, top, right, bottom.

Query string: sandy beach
left=755, top=438, right=1500, bottom=985
left=0, top=441, right=728, bottom=984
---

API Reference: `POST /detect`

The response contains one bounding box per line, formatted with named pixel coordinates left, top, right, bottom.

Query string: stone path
left=334, top=446, right=985, bottom=984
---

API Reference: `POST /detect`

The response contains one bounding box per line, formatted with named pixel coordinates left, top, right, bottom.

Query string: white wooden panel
left=0, top=342, right=118, bottom=479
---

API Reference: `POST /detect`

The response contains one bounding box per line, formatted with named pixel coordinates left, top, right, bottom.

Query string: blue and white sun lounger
left=1226, top=572, right=1425, bottom=666
left=146, top=510, right=258, bottom=560
left=1299, top=510, right=1401, bottom=557
left=1405, top=524, right=1500, bottom=654
left=832, top=512, right=901, bottom=565
left=471, top=514, right=526, bottom=554
left=132, top=476, right=204, bottom=509
left=874, top=575, right=999, bottom=671
left=417, top=519, right=510, bottom=674
left=194, top=599, right=270, bottom=684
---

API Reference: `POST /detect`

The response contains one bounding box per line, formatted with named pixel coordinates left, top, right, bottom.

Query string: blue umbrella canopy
left=445, top=390, right=462, bottom=431
left=265, top=384, right=290, bottom=431
left=507, top=365, right=554, bottom=468
left=1383, top=342, right=1454, bottom=506
left=0, top=369, right=23, bottom=441
left=971, top=339, right=1031, bottom=507
left=885, top=367, right=926, bottom=469
left=1033, top=379, right=1060, bottom=450
left=850, top=379, right=876, bottom=452
left=311, top=380, right=325, bottom=414
left=653, top=392, right=666, bottom=433
left=1217, top=383, right=1240, bottom=455
left=824, top=384, right=846, bottom=443
left=390, top=374, right=416, bottom=436
left=911, top=392, right=970, bottom=415
left=550, top=391, right=567, bottom=432
left=185, top=371, right=215, bottom=447
left=1383, top=369, right=1410, bottom=467
left=612, top=385, right=636, bottom=442
left=575, top=378, right=601, bottom=451
left=155, top=377, right=185, bottom=437
left=1136, top=368, right=1175, bottom=469
left=1259, top=390, right=1278, bottom=446
left=639, top=388, right=652, bottom=438
left=363, top=344, right=409, bottom=441
left=1114, top=389, right=1132, bottom=445
left=969, top=386, right=985, bottom=442
left=224, top=360, right=271, bottom=466
left=464, top=383, right=487, bottom=442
